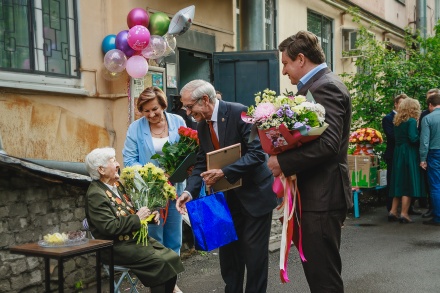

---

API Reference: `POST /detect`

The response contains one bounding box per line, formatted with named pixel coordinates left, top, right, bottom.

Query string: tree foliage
left=341, top=11, right=440, bottom=157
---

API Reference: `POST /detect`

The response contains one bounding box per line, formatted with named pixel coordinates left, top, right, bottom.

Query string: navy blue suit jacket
left=185, top=100, right=277, bottom=217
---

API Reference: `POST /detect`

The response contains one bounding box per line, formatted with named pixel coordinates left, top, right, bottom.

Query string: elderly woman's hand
left=136, top=207, right=151, bottom=221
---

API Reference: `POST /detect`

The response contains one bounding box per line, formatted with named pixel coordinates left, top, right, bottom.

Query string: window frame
left=0, top=0, right=85, bottom=95
left=307, top=10, right=334, bottom=70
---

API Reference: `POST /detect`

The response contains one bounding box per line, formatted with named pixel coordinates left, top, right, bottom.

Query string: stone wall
left=0, top=167, right=96, bottom=292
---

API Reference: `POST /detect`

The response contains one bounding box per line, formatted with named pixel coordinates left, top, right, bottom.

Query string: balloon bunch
left=101, top=6, right=195, bottom=80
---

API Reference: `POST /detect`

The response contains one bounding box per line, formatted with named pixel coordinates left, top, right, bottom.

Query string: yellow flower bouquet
left=120, top=163, right=176, bottom=245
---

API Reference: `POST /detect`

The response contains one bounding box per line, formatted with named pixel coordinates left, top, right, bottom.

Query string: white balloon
left=167, top=5, right=195, bottom=36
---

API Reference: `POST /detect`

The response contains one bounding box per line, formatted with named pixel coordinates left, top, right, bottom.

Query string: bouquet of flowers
left=350, top=127, right=383, bottom=155
left=349, top=127, right=383, bottom=145
left=120, top=163, right=177, bottom=245
left=242, top=88, right=329, bottom=283
left=242, top=89, right=327, bottom=155
left=151, top=126, right=199, bottom=181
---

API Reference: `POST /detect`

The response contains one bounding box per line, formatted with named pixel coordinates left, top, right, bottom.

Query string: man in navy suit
left=382, top=94, right=407, bottom=212
left=176, top=79, right=277, bottom=293
left=268, top=31, right=352, bottom=293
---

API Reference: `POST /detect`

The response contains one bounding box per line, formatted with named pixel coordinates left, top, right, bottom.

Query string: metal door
left=213, top=50, right=280, bottom=106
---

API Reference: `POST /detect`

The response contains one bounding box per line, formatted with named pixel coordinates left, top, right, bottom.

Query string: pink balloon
left=127, top=8, right=149, bottom=28
left=126, top=55, right=149, bottom=78
left=127, top=25, right=151, bottom=51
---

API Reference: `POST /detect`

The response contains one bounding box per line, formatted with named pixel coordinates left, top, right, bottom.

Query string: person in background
left=420, top=93, right=440, bottom=226
left=215, top=90, right=222, bottom=100
left=85, top=147, right=184, bottom=293
left=388, top=98, right=426, bottom=223
left=123, top=87, right=186, bottom=293
left=418, top=88, right=440, bottom=219
left=171, top=94, right=197, bottom=130
left=382, top=94, right=408, bottom=214
left=176, top=79, right=277, bottom=293
left=268, top=31, right=352, bottom=293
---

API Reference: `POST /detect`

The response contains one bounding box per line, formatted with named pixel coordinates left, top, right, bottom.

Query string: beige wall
left=0, top=0, right=234, bottom=165
left=276, top=0, right=437, bottom=90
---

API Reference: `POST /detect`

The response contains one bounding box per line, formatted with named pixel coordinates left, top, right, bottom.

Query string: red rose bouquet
left=151, top=126, right=199, bottom=179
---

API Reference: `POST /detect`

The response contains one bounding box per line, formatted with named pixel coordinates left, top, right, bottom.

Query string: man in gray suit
left=176, top=79, right=277, bottom=293
left=268, top=31, right=352, bottom=293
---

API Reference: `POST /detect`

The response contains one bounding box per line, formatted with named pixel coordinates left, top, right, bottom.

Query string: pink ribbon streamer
left=273, top=174, right=306, bottom=283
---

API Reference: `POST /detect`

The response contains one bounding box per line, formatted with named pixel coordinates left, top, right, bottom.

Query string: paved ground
left=85, top=195, right=440, bottom=293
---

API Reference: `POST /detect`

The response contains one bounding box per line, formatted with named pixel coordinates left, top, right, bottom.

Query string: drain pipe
left=322, top=0, right=405, bottom=39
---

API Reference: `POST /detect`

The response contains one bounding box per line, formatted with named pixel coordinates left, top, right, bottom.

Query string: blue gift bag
left=186, top=182, right=238, bottom=251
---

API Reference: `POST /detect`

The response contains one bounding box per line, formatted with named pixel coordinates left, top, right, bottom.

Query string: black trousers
left=219, top=191, right=272, bottom=293
left=295, top=209, right=347, bottom=293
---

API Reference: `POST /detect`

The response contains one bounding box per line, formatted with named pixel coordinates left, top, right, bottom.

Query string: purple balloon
left=116, top=30, right=136, bottom=58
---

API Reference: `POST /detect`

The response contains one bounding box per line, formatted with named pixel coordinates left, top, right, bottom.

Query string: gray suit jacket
left=185, top=100, right=277, bottom=217
left=278, top=68, right=353, bottom=211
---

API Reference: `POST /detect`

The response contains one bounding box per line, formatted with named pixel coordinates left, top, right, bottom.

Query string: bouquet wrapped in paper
left=241, top=89, right=328, bottom=155
left=242, top=89, right=328, bottom=283
left=120, top=163, right=176, bottom=245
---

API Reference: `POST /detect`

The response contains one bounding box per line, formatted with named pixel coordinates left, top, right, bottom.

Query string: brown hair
left=136, top=86, right=168, bottom=112
left=393, top=93, right=408, bottom=104
left=278, top=30, right=325, bottom=64
left=427, top=93, right=440, bottom=107
left=394, top=97, right=421, bottom=126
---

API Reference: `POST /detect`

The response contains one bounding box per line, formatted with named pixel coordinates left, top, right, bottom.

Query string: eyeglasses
left=183, top=97, right=203, bottom=111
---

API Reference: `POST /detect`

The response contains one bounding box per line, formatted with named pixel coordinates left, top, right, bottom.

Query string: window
left=307, top=10, right=333, bottom=70
left=0, top=0, right=83, bottom=94
left=264, top=0, right=277, bottom=50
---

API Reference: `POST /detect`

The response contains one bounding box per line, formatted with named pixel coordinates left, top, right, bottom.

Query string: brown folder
left=206, top=143, right=242, bottom=192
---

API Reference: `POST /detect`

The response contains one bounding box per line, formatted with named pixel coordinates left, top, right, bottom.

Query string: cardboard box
left=377, top=169, right=387, bottom=186
left=348, top=155, right=378, bottom=188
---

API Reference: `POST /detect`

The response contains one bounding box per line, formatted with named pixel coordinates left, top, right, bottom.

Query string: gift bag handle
left=199, top=181, right=214, bottom=198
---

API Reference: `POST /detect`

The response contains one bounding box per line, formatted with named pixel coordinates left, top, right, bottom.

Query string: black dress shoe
left=408, top=208, right=422, bottom=215
left=422, top=210, right=433, bottom=218
left=388, top=213, right=399, bottom=222
left=399, top=217, right=415, bottom=224
left=422, top=219, right=440, bottom=226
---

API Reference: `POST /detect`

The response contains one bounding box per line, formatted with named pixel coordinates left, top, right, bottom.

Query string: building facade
left=0, top=0, right=438, bottom=164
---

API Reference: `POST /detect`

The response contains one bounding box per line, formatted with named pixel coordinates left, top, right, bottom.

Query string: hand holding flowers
left=120, top=163, right=176, bottom=245
left=151, top=126, right=199, bottom=177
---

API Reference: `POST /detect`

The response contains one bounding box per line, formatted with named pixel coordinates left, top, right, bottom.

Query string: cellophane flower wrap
left=350, top=127, right=383, bottom=155
left=242, top=89, right=328, bottom=283
left=242, top=89, right=328, bottom=155
left=120, top=163, right=176, bottom=245
left=151, top=126, right=199, bottom=176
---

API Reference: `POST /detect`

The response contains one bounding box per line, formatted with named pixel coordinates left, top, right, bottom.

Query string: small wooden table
left=9, top=239, right=114, bottom=293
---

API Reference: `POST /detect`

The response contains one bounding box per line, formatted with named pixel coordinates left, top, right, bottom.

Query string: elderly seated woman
left=84, top=147, right=184, bottom=293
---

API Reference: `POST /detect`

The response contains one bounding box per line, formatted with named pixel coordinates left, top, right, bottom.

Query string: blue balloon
left=102, top=34, right=116, bottom=54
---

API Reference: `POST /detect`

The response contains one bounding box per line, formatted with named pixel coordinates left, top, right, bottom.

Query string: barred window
left=0, top=0, right=80, bottom=80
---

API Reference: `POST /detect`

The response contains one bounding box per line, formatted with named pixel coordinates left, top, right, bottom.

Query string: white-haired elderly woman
left=85, top=147, right=184, bottom=293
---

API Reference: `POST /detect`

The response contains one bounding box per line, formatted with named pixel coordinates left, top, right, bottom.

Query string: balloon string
left=127, top=77, right=132, bottom=125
